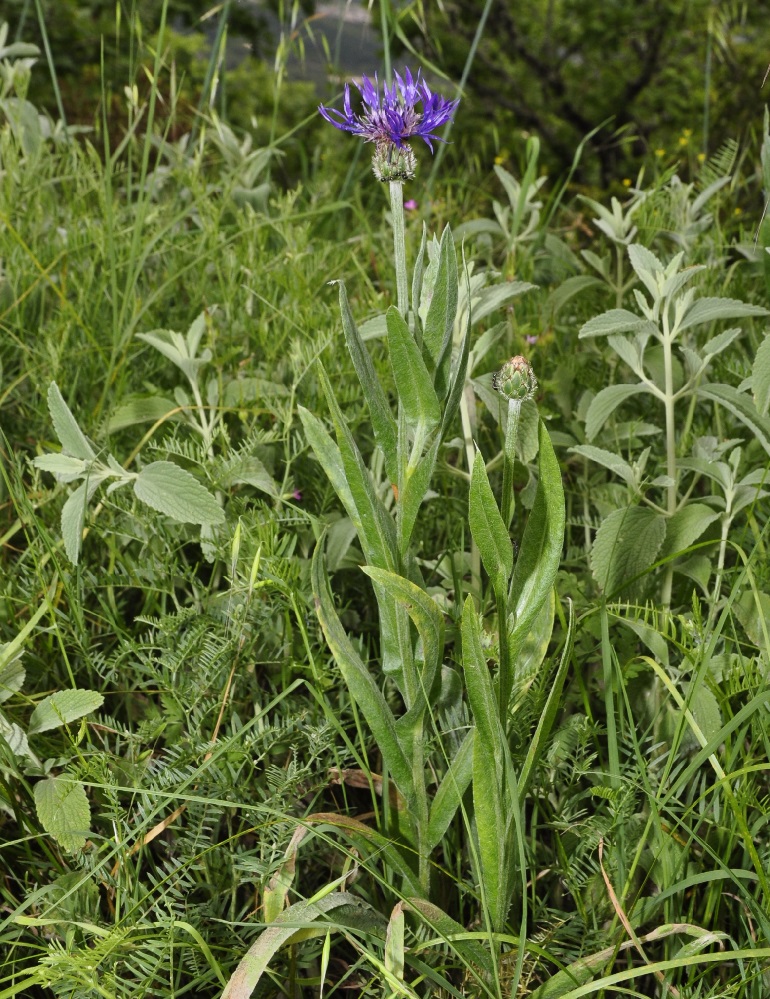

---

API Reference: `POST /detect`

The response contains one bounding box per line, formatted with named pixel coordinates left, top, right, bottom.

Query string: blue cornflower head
left=319, top=68, right=459, bottom=181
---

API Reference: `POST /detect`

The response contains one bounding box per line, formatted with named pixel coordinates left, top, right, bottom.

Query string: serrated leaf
left=0, top=715, right=30, bottom=758
left=753, top=334, right=770, bottom=416
left=219, top=455, right=277, bottom=496
left=469, top=450, right=512, bottom=595
left=627, top=244, right=664, bottom=295
left=678, top=297, right=768, bottom=332
left=32, top=454, right=88, bottom=480
left=658, top=503, right=720, bottom=560
left=34, top=777, right=91, bottom=852
left=133, top=462, right=225, bottom=525
left=579, top=310, right=656, bottom=339
left=703, top=327, right=741, bottom=357
left=29, top=688, right=104, bottom=734
left=569, top=445, right=635, bottom=485
left=607, top=334, right=643, bottom=375
left=735, top=590, right=770, bottom=652
left=591, top=506, right=666, bottom=596
left=47, top=383, right=95, bottom=460
left=585, top=383, right=649, bottom=440
left=61, top=480, right=92, bottom=566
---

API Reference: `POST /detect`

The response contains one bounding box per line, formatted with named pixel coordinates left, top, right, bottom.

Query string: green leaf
left=627, top=243, right=664, bottom=294
left=469, top=450, right=513, bottom=596
left=426, top=730, right=474, bottom=852
left=697, top=383, right=770, bottom=456
left=702, top=327, right=741, bottom=357
left=33, top=454, right=88, bottom=480
left=363, top=566, right=444, bottom=718
left=518, top=600, right=574, bottom=798
left=47, top=383, right=95, bottom=460
left=735, top=590, right=770, bottom=652
left=403, top=897, right=493, bottom=978
left=221, top=893, right=369, bottom=999
left=133, top=461, right=225, bottom=525
left=545, top=275, right=604, bottom=321
left=311, top=541, right=413, bottom=802
left=753, top=333, right=770, bottom=416
left=337, top=282, right=398, bottom=482
left=34, top=777, right=91, bottom=852
left=61, top=480, right=95, bottom=566
left=386, top=306, right=440, bottom=432
left=0, top=716, right=30, bottom=759
left=0, top=650, right=24, bottom=704
left=585, top=383, right=649, bottom=440
left=569, top=444, right=636, bottom=486
left=685, top=682, right=722, bottom=747
left=218, top=455, right=278, bottom=497
left=298, top=407, right=355, bottom=516
left=106, top=396, right=178, bottom=433
left=398, top=436, right=440, bottom=555
left=509, top=422, right=565, bottom=655
left=385, top=903, right=405, bottom=980
left=29, top=688, right=104, bottom=734
left=678, top=297, right=768, bottom=332
left=658, top=503, right=720, bottom=560
left=591, top=505, right=666, bottom=596
left=422, top=226, right=458, bottom=371
left=579, top=310, right=657, bottom=339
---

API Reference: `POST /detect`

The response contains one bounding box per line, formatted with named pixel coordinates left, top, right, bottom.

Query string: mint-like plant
left=575, top=242, right=770, bottom=605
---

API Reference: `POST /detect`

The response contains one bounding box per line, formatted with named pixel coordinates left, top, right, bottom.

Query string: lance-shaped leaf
left=469, top=450, right=513, bottom=597
left=337, top=282, right=398, bottom=482
left=509, top=422, right=565, bottom=655
left=591, top=505, right=666, bottom=596
left=440, top=274, right=473, bottom=435
left=311, top=541, right=413, bottom=803
left=47, top=383, right=96, bottom=460
left=363, top=566, right=444, bottom=719
left=134, top=461, right=224, bottom=525
left=461, top=597, right=516, bottom=933
left=678, top=297, right=768, bottom=332
left=426, top=729, right=474, bottom=852
left=298, top=407, right=355, bottom=518
left=387, top=306, right=441, bottom=434
left=579, top=310, right=657, bottom=339
left=426, top=228, right=460, bottom=399
left=317, top=363, right=397, bottom=570
left=398, top=435, right=440, bottom=556
left=754, top=334, right=770, bottom=416
left=404, top=897, right=493, bottom=978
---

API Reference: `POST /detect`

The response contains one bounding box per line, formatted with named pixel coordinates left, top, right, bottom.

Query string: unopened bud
left=492, top=355, right=537, bottom=402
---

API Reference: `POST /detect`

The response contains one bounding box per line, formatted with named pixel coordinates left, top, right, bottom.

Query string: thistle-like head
left=492, top=356, right=538, bottom=403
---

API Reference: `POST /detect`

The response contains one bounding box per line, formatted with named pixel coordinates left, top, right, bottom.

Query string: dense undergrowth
left=2, top=7, right=770, bottom=999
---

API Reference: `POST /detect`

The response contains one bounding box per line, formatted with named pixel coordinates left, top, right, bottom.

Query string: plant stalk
left=389, top=181, right=409, bottom=316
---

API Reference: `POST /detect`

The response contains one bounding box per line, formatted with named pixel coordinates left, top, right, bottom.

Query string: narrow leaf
left=697, top=383, right=770, bottom=456
left=569, top=445, right=635, bottom=486
left=753, top=333, right=770, bottom=416
left=337, top=282, right=398, bottom=482
left=422, top=225, right=458, bottom=366
left=386, top=306, right=440, bottom=430
left=134, top=462, right=225, bottom=525
left=678, top=297, right=768, bottom=332
left=579, top=310, right=657, bottom=339
left=298, top=407, right=355, bottom=517
left=47, top=383, right=95, bottom=460
left=426, top=730, right=473, bottom=851
left=469, top=450, right=513, bottom=596
left=106, top=396, right=178, bottom=433
left=311, top=541, right=413, bottom=801
left=29, top=689, right=104, bottom=734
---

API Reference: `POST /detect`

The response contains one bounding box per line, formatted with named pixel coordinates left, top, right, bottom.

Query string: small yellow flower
left=697, top=152, right=706, bottom=163
left=655, top=148, right=665, bottom=158
left=494, top=149, right=509, bottom=166
left=678, top=135, right=689, bottom=147
left=622, top=178, right=631, bottom=187
left=734, top=207, right=743, bottom=216
left=683, top=128, right=693, bottom=137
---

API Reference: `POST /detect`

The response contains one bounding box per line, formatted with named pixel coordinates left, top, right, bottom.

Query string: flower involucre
left=318, top=68, right=459, bottom=181
left=493, top=356, right=538, bottom=403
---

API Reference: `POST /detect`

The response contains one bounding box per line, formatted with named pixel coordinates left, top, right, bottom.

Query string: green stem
left=501, top=398, right=521, bottom=529
left=661, top=325, right=678, bottom=607
left=389, top=181, right=408, bottom=316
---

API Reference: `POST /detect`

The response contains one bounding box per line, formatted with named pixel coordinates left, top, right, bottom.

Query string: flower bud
left=492, top=355, right=537, bottom=402
left=372, top=141, right=417, bottom=182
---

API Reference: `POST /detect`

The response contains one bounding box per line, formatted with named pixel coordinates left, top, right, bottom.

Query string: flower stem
left=389, top=180, right=408, bottom=316
left=501, top=398, right=522, bottom=529
left=661, top=327, right=678, bottom=607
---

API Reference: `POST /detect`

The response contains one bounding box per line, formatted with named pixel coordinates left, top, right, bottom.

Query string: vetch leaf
left=34, top=777, right=91, bottom=852
left=469, top=450, right=512, bottom=596
left=585, top=383, right=649, bottom=440
left=133, top=461, right=225, bottom=525
left=47, top=383, right=95, bottom=460
left=29, top=688, right=104, bottom=734
left=591, top=505, right=666, bottom=596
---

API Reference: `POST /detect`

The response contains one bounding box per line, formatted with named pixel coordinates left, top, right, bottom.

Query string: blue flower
left=319, top=68, right=458, bottom=178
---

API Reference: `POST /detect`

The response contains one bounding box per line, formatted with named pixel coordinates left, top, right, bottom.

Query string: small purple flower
left=404, top=199, right=418, bottom=211
left=319, top=68, right=458, bottom=181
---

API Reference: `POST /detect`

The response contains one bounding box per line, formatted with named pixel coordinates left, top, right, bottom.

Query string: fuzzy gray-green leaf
left=47, top=382, right=95, bottom=460
left=134, top=461, right=225, bottom=525
left=469, top=450, right=513, bottom=595
left=29, top=688, right=104, bottom=734
left=34, top=777, right=91, bottom=852
left=591, top=505, right=666, bottom=596
left=387, top=306, right=440, bottom=431
left=753, top=333, right=770, bottom=416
